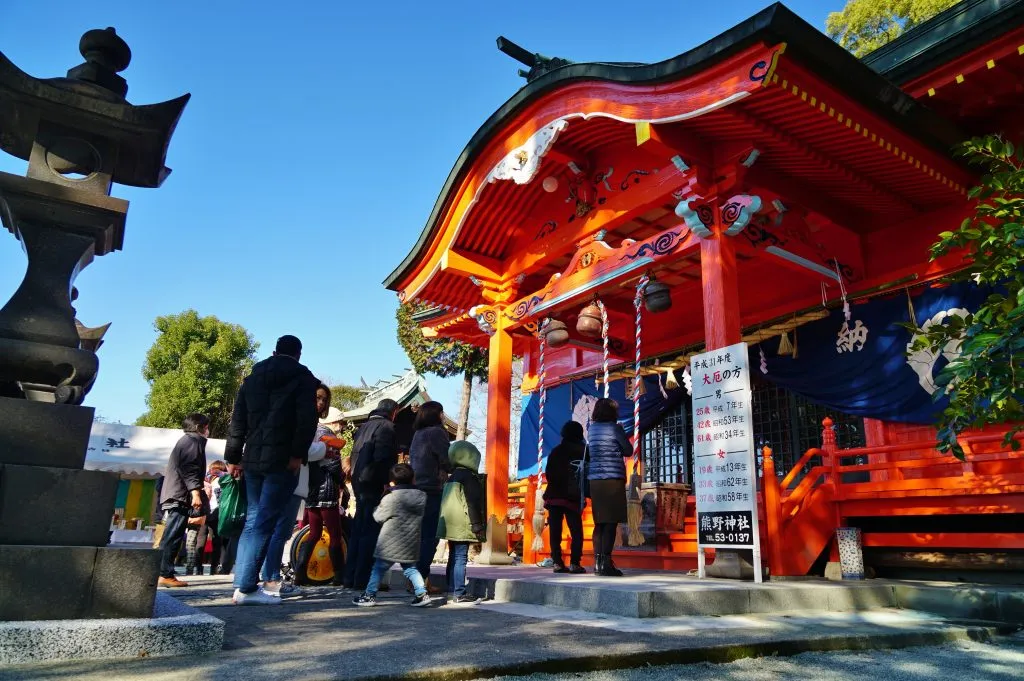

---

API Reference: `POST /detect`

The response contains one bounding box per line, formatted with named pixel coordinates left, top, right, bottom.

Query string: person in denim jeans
left=225, top=335, right=320, bottom=606
left=436, top=441, right=485, bottom=604
left=352, top=464, right=432, bottom=608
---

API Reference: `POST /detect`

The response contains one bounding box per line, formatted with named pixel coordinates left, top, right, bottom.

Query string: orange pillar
left=479, top=317, right=514, bottom=565
left=761, top=447, right=784, bottom=577
left=698, top=206, right=748, bottom=578
left=699, top=214, right=742, bottom=350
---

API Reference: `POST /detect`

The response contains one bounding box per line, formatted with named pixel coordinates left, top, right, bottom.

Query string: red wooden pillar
left=822, top=417, right=842, bottom=562
left=699, top=209, right=742, bottom=350
left=479, top=317, right=514, bottom=564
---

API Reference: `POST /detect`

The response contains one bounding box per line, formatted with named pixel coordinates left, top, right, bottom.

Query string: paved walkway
left=0, top=575, right=1013, bottom=681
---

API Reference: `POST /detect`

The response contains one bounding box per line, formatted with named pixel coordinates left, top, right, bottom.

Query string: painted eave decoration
left=383, top=2, right=971, bottom=301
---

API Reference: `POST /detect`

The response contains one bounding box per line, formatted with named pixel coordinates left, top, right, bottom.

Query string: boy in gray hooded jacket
left=353, top=463, right=431, bottom=607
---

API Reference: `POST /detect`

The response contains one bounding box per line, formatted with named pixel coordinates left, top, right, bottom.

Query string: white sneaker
left=233, top=588, right=281, bottom=605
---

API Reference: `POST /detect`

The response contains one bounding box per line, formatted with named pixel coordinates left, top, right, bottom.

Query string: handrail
left=834, top=432, right=1024, bottom=459
left=780, top=447, right=826, bottom=490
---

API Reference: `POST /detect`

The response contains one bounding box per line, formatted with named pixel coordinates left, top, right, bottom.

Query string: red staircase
left=763, top=420, right=1024, bottom=577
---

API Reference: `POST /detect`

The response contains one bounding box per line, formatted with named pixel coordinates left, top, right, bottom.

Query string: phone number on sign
left=701, top=532, right=751, bottom=544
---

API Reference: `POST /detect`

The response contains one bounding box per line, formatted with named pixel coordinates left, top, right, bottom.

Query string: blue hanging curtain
left=752, top=281, right=991, bottom=424
left=517, top=374, right=684, bottom=477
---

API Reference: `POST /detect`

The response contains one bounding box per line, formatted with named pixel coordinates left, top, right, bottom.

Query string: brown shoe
left=426, top=579, right=444, bottom=596
left=158, top=576, right=188, bottom=588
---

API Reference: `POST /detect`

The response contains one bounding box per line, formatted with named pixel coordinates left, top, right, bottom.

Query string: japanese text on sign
left=691, top=341, right=758, bottom=550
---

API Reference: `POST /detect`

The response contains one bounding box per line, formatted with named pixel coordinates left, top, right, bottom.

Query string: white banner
left=691, top=342, right=760, bottom=555
left=86, top=422, right=226, bottom=478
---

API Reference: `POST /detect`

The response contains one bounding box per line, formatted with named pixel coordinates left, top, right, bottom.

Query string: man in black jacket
left=158, top=413, right=210, bottom=588
left=224, top=335, right=320, bottom=605
left=343, top=398, right=400, bottom=590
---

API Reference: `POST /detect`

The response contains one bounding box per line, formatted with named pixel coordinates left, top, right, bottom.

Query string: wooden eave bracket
left=440, top=248, right=504, bottom=283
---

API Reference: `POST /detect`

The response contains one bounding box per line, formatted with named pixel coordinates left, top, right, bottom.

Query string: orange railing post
left=821, top=416, right=841, bottom=562
left=761, top=446, right=784, bottom=577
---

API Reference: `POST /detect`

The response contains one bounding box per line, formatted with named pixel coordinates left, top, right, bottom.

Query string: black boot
left=329, top=546, right=346, bottom=586
left=552, top=556, right=569, bottom=573
left=293, top=540, right=315, bottom=586
left=599, top=554, right=624, bottom=577
left=569, top=562, right=586, bottom=574
left=593, top=554, right=605, bottom=575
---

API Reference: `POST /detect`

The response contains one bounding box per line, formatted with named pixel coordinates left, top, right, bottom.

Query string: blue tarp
left=517, top=374, right=685, bottom=477
left=753, top=281, right=990, bottom=424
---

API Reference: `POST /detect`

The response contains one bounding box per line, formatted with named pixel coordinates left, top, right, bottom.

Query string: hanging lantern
left=576, top=303, right=603, bottom=337
left=642, top=276, right=672, bottom=313
left=541, top=318, right=569, bottom=347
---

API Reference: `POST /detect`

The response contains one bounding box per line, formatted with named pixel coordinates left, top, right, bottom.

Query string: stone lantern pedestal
left=0, top=28, right=222, bottom=663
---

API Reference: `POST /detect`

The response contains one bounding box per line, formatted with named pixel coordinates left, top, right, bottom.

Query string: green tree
left=396, top=303, right=489, bottom=439
left=909, top=136, right=1024, bottom=457
left=826, top=0, right=961, bottom=57
left=329, top=384, right=365, bottom=411
left=137, top=310, right=258, bottom=438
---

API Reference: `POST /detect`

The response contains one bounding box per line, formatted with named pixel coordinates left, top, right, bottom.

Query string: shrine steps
left=416, top=566, right=1024, bottom=625
left=425, top=566, right=896, bottom=619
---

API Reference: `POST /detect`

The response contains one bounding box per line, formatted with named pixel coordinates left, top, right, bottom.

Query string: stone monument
left=0, top=27, right=189, bottom=620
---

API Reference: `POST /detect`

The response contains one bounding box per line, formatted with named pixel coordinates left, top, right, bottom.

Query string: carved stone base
left=0, top=397, right=93, bottom=468
left=477, top=514, right=513, bottom=565
left=0, top=545, right=158, bottom=620
left=705, top=549, right=758, bottom=580
left=0, top=463, right=117, bottom=546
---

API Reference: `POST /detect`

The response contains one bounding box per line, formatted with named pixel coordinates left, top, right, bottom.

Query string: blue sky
left=0, top=0, right=832, bottom=425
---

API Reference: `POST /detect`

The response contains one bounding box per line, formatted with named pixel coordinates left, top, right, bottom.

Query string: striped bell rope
left=632, top=274, right=650, bottom=466
left=536, top=319, right=548, bottom=475
left=596, top=298, right=610, bottom=398
left=533, top=318, right=549, bottom=553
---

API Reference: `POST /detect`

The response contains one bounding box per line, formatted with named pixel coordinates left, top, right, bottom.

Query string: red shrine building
left=386, top=1, right=1024, bottom=579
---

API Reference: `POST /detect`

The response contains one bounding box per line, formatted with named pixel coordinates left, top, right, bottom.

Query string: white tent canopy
left=86, top=423, right=226, bottom=478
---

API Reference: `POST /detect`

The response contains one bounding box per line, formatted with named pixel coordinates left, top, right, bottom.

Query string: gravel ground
left=478, top=634, right=1024, bottom=681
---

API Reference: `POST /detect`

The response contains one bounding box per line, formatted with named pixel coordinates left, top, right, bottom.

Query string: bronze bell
left=577, top=303, right=603, bottom=337
left=643, top=278, right=672, bottom=313
left=542, top=319, right=570, bottom=348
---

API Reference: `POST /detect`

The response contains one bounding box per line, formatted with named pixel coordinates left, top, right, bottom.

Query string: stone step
left=0, top=592, right=224, bottom=665
left=413, top=566, right=1024, bottom=623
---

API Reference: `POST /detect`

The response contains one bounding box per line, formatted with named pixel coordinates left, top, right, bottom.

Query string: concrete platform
left=0, top=592, right=224, bottom=665
left=0, top=576, right=1012, bottom=681
left=435, top=565, right=1024, bottom=624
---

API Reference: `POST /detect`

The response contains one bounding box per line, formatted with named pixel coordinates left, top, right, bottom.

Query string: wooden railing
left=763, top=420, right=1024, bottom=576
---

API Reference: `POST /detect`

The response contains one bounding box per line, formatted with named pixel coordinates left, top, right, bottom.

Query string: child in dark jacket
left=436, top=441, right=485, bottom=604
left=352, top=464, right=432, bottom=607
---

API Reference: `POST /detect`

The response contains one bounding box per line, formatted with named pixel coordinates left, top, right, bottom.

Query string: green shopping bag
left=217, top=473, right=247, bottom=538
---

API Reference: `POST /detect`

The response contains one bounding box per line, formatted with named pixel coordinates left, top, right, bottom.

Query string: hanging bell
left=577, top=303, right=603, bottom=337
left=542, top=319, right=569, bottom=348
left=643, top=277, right=672, bottom=313
left=778, top=331, right=793, bottom=356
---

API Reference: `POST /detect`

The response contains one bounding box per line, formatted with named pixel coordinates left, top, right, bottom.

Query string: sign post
left=691, top=341, right=762, bottom=583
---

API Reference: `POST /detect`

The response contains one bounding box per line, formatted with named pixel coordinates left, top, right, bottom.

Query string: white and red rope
left=536, top=320, right=547, bottom=474
left=596, top=299, right=610, bottom=398
left=632, top=275, right=650, bottom=464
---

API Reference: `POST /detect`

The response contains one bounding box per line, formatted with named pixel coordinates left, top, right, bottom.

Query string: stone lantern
left=0, top=28, right=189, bottom=622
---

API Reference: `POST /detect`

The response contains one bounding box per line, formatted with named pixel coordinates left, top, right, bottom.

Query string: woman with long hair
left=586, top=398, right=630, bottom=577
left=408, top=400, right=452, bottom=589
left=293, top=384, right=346, bottom=586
